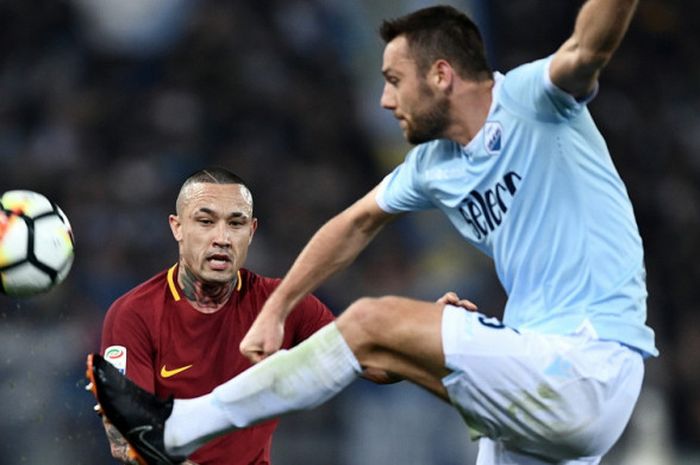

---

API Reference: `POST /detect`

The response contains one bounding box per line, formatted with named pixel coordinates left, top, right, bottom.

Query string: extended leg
left=167, top=296, right=451, bottom=454
left=87, top=296, right=452, bottom=464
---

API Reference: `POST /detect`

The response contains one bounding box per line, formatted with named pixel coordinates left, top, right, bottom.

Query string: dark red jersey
left=100, top=265, right=335, bottom=465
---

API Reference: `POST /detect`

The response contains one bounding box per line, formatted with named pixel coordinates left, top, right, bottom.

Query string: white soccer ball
left=0, top=190, right=75, bottom=297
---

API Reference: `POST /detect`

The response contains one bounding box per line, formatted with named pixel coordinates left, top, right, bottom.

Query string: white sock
left=164, top=323, right=361, bottom=456
left=162, top=394, right=233, bottom=457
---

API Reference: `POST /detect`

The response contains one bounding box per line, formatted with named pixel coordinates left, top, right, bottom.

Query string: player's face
left=380, top=36, right=450, bottom=144
left=170, top=182, right=257, bottom=285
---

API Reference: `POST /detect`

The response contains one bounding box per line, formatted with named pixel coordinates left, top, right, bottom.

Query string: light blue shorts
left=440, top=305, right=644, bottom=465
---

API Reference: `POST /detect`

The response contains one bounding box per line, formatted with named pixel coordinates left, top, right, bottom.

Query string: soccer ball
left=0, top=190, right=75, bottom=297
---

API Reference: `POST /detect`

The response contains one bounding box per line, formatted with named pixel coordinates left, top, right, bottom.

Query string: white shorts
left=440, top=305, right=644, bottom=465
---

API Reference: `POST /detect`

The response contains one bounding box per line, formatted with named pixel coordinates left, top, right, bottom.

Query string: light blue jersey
left=376, top=57, right=657, bottom=357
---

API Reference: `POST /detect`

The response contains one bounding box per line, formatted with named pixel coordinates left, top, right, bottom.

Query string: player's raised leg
left=168, top=299, right=446, bottom=449
left=163, top=296, right=452, bottom=456
left=86, top=296, right=449, bottom=464
left=88, top=293, right=643, bottom=465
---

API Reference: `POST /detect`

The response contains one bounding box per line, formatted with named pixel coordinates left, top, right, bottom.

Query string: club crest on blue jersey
left=484, top=121, right=503, bottom=155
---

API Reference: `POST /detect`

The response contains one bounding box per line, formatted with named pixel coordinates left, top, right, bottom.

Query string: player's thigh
left=337, top=296, right=449, bottom=377
left=441, top=305, right=644, bottom=461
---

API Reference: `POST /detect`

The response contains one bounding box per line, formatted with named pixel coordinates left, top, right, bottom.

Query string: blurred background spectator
left=0, top=0, right=697, bottom=464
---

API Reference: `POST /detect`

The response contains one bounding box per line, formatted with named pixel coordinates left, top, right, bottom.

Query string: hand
left=102, top=417, right=142, bottom=465
left=436, top=291, right=478, bottom=311
left=103, top=417, right=199, bottom=465
left=240, top=310, right=286, bottom=364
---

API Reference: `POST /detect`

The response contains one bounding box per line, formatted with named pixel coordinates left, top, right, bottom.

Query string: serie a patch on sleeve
left=103, top=345, right=127, bottom=374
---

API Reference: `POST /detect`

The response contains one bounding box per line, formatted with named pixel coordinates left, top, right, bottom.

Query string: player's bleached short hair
left=177, top=167, right=253, bottom=214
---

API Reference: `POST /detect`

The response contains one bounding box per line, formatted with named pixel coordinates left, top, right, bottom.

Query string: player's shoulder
left=239, top=268, right=319, bottom=301
left=238, top=268, right=278, bottom=292
left=238, top=268, right=332, bottom=316
left=498, top=56, right=550, bottom=106
left=108, top=268, right=170, bottom=316
left=502, top=56, right=549, bottom=82
left=498, top=56, right=584, bottom=122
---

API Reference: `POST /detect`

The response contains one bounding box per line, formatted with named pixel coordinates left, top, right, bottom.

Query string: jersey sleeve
left=499, top=56, right=597, bottom=122
left=285, top=293, right=335, bottom=345
left=375, top=145, right=435, bottom=213
left=101, top=298, right=156, bottom=392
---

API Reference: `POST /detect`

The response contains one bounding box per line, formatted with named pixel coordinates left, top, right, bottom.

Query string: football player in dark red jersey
left=98, top=167, right=336, bottom=465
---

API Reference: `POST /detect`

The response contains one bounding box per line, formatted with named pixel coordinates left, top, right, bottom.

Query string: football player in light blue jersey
left=86, top=3, right=656, bottom=465
left=375, top=52, right=656, bottom=356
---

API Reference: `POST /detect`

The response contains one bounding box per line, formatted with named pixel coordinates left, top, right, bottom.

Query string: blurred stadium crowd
left=0, top=1, right=698, bottom=464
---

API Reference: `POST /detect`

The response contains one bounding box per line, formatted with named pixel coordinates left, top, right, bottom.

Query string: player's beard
left=405, top=82, right=450, bottom=145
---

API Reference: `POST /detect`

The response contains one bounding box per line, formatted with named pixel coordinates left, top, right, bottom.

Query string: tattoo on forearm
left=104, top=422, right=140, bottom=465
left=104, top=420, right=198, bottom=464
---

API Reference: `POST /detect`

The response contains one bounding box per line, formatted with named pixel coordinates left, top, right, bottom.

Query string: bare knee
left=337, top=296, right=402, bottom=356
left=337, top=296, right=449, bottom=393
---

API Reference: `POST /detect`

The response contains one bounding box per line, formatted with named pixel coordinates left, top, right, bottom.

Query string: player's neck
left=445, top=78, right=494, bottom=146
left=178, top=266, right=235, bottom=314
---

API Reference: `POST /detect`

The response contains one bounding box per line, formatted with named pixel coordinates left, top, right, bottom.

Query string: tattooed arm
left=102, top=417, right=199, bottom=465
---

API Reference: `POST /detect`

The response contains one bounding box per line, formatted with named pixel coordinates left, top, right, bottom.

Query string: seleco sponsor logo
left=459, top=171, right=522, bottom=241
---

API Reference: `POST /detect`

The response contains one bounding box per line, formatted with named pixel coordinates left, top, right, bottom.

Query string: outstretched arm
left=550, top=0, right=638, bottom=98
left=241, top=185, right=396, bottom=362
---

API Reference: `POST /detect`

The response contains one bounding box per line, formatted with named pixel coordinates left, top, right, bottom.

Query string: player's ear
left=168, top=214, right=182, bottom=241
left=433, top=59, right=453, bottom=91
left=248, top=217, right=258, bottom=245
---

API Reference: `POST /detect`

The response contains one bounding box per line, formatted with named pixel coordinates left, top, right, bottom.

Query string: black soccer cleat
left=86, top=353, right=186, bottom=465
